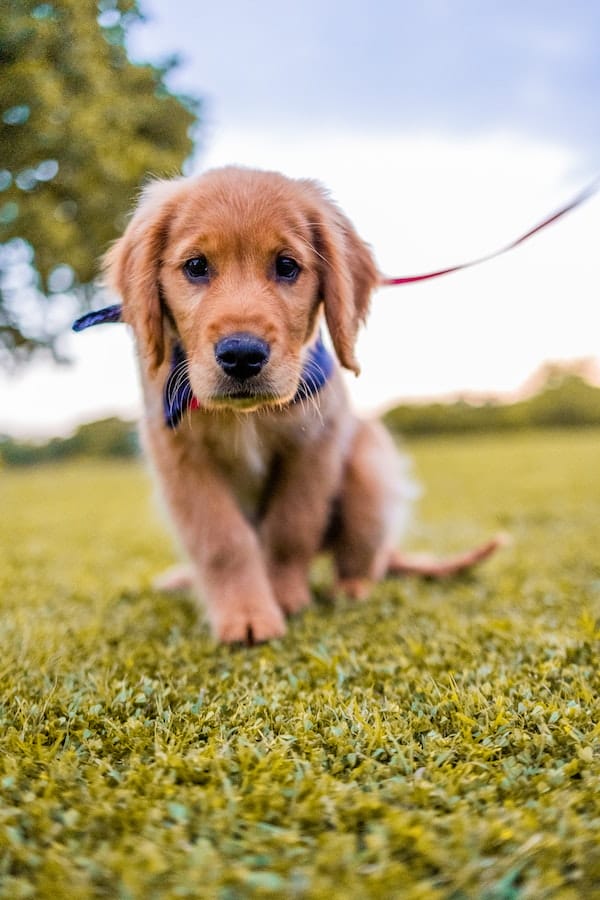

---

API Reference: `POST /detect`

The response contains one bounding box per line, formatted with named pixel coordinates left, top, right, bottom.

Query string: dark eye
left=183, top=255, right=209, bottom=282
left=275, top=255, right=301, bottom=282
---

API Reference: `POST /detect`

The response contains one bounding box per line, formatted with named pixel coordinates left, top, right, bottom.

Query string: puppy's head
left=105, top=166, right=379, bottom=411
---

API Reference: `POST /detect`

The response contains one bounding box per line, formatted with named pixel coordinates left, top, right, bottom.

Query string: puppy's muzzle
left=214, top=333, right=270, bottom=382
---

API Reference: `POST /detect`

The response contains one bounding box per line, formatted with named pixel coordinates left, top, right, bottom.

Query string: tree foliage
left=0, top=0, right=198, bottom=366
left=0, top=416, right=138, bottom=465
left=3, top=366, right=600, bottom=466
left=383, top=367, right=600, bottom=436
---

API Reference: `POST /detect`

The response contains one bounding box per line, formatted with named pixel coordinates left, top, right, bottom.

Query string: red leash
left=380, top=177, right=599, bottom=287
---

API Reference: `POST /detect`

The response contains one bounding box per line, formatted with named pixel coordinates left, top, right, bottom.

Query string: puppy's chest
left=203, top=419, right=279, bottom=520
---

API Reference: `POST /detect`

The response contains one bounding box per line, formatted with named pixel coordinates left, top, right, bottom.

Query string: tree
left=0, top=416, right=138, bottom=465
left=0, top=0, right=198, bottom=367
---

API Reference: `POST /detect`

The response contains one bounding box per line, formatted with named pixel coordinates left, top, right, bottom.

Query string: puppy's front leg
left=260, top=438, right=343, bottom=616
left=153, top=441, right=286, bottom=644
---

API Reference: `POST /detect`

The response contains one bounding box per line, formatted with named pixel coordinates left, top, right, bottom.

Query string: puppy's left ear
left=307, top=185, right=379, bottom=374
left=103, top=179, right=185, bottom=372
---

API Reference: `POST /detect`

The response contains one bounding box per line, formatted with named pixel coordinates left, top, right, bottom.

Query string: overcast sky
left=2, top=0, right=599, bottom=436
left=129, top=0, right=600, bottom=156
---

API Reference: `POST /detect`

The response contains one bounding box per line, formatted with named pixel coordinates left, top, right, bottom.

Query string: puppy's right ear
left=103, top=179, right=184, bottom=372
left=302, top=181, right=379, bottom=375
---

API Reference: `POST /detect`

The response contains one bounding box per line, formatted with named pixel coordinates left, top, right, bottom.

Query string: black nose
left=214, top=333, right=270, bottom=381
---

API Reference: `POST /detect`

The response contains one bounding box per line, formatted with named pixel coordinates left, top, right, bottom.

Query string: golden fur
left=106, top=166, right=500, bottom=644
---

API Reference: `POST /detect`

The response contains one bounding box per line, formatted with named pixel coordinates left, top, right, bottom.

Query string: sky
left=2, top=0, right=600, bottom=436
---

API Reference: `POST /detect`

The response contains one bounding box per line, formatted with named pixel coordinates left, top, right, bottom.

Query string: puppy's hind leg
left=331, top=420, right=418, bottom=600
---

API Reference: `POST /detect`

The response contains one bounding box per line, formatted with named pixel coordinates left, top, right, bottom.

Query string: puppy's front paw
left=270, top=564, right=312, bottom=616
left=336, top=577, right=374, bottom=602
left=212, top=600, right=286, bottom=645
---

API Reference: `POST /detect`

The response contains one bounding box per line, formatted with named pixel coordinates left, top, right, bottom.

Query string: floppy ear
left=307, top=185, right=379, bottom=374
left=103, top=179, right=184, bottom=372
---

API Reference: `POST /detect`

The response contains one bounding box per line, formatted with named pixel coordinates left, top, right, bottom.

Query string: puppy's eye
left=183, top=256, right=209, bottom=282
left=275, top=255, right=301, bottom=282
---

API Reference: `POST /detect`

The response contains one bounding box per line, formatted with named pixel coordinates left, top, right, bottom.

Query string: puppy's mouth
left=201, top=333, right=298, bottom=411
left=187, top=330, right=332, bottom=414
left=207, top=379, right=296, bottom=411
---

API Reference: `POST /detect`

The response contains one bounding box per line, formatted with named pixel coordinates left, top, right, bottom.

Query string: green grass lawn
left=1, top=429, right=599, bottom=898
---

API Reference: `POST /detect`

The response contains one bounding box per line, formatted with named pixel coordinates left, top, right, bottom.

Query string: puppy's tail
left=154, top=563, right=194, bottom=593
left=387, top=533, right=509, bottom=579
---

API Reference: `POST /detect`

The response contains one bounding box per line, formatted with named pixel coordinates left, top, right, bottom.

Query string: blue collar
left=73, top=305, right=334, bottom=430
left=72, top=304, right=123, bottom=330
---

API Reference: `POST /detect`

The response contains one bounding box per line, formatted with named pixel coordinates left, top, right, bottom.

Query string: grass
left=1, top=429, right=599, bottom=898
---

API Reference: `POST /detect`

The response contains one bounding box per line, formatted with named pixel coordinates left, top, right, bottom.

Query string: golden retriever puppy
left=104, top=166, right=500, bottom=643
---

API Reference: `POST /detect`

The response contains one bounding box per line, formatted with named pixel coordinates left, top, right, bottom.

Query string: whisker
left=166, top=359, right=190, bottom=406
left=163, top=348, right=197, bottom=428
left=298, top=373, right=324, bottom=423
left=293, top=232, right=330, bottom=267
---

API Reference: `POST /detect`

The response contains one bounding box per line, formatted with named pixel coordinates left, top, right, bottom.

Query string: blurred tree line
left=383, top=368, right=600, bottom=437
left=0, top=416, right=138, bottom=465
left=0, top=0, right=198, bottom=367
left=3, top=366, right=600, bottom=466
